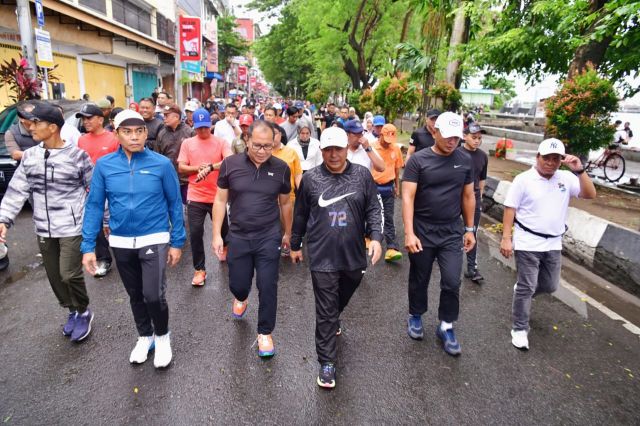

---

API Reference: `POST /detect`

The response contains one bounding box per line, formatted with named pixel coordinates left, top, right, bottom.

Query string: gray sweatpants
left=512, top=250, right=562, bottom=331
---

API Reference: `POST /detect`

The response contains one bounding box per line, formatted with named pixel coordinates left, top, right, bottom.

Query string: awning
left=206, top=72, right=224, bottom=81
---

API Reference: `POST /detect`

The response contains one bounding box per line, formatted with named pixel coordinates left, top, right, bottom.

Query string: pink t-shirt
left=78, top=131, right=119, bottom=164
left=177, top=135, right=226, bottom=203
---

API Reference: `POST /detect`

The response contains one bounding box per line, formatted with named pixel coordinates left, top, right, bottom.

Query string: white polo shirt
left=213, top=119, right=239, bottom=146
left=504, top=167, right=580, bottom=251
left=347, top=145, right=372, bottom=171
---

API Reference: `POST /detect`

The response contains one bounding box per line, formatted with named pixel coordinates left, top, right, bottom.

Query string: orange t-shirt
left=177, top=135, right=226, bottom=203
left=78, top=131, right=119, bottom=164
left=272, top=145, right=302, bottom=198
left=372, top=141, right=404, bottom=185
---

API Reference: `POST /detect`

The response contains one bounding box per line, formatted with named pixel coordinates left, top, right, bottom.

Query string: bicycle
left=585, top=144, right=626, bottom=182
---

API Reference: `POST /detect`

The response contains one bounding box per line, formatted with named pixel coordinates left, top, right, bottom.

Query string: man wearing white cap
left=81, top=109, right=186, bottom=368
left=290, top=127, right=383, bottom=389
left=500, top=138, right=596, bottom=350
left=402, top=111, right=476, bottom=356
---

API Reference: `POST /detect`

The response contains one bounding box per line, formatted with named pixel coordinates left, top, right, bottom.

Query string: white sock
left=440, top=321, right=453, bottom=331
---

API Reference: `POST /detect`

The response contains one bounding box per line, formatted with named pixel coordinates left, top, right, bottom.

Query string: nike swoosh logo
left=318, top=191, right=356, bottom=207
left=454, top=165, right=463, bottom=168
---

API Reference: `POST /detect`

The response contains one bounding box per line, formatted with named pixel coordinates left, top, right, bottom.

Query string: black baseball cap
left=75, top=103, right=104, bottom=118
left=464, top=123, right=482, bottom=134
left=24, top=103, right=65, bottom=129
left=426, top=109, right=441, bottom=118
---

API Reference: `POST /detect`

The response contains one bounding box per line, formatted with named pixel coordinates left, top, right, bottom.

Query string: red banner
left=250, top=76, right=256, bottom=87
left=179, top=16, right=201, bottom=62
left=237, top=66, right=247, bottom=84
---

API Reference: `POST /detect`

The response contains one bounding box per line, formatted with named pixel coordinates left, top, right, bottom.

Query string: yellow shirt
left=273, top=145, right=302, bottom=198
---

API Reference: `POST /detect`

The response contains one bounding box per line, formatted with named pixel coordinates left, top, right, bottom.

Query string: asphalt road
left=0, top=206, right=638, bottom=425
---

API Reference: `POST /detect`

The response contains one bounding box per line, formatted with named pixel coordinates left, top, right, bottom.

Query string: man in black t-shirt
left=459, top=123, right=488, bottom=283
left=321, top=103, right=337, bottom=132
left=291, top=127, right=383, bottom=389
left=213, top=120, right=292, bottom=359
left=406, top=109, right=440, bottom=163
left=402, top=111, right=476, bottom=357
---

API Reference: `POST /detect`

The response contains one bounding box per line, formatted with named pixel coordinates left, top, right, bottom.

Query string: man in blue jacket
left=81, top=110, right=186, bottom=368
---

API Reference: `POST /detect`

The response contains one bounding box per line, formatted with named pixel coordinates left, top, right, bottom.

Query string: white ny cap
left=434, top=111, right=464, bottom=139
left=320, top=127, right=348, bottom=149
left=538, top=138, right=566, bottom=156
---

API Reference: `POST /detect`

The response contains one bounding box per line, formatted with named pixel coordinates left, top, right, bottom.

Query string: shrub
left=545, top=68, right=618, bottom=155
left=428, top=81, right=461, bottom=112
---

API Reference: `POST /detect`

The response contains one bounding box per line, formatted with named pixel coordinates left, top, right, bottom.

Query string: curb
left=482, top=176, right=640, bottom=297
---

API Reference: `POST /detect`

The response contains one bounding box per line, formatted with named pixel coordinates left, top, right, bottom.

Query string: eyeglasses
left=119, top=127, right=146, bottom=136
left=251, top=143, right=274, bottom=152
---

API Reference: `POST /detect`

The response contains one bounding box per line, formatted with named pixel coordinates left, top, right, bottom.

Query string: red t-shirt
left=78, top=131, right=119, bottom=164
left=177, top=135, right=226, bottom=203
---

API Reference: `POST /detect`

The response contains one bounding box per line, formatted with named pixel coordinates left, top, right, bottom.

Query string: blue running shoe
left=407, top=315, right=424, bottom=340
left=71, top=309, right=94, bottom=342
left=436, top=326, right=461, bottom=356
left=63, top=311, right=77, bottom=337
left=317, top=363, right=336, bottom=389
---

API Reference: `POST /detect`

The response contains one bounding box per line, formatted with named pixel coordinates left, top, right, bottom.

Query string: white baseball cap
left=114, top=109, right=145, bottom=129
left=538, top=138, right=566, bottom=156
left=320, top=127, right=348, bottom=149
left=273, top=103, right=282, bottom=110
left=434, top=111, right=464, bottom=139
left=184, top=100, right=198, bottom=112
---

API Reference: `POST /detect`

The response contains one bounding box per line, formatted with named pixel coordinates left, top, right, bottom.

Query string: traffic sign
left=35, top=28, right=54, bottom=68
left=35, top=0, right=45, bottom=27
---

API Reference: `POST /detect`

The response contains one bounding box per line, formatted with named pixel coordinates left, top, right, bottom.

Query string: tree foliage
left=0, top=55, right=58, bottom=105
left=480, top=75, right=516, bottom=109
left=374, top=75, right=421, bottom=121
left=545, top=68, right=618, bottom=155
left=217, top=15, right=249, bottom=74
left=467, top=0, right=640, bottom=97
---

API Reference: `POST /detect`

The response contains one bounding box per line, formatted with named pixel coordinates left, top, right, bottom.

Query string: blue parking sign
left=36, top=0, right=45, bottom=27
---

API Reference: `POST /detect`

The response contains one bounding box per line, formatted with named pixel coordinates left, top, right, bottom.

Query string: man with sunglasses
left=76, top=104, right=120, bottom=278
left=212, top=120, right=292, bottom=358
left=81, top=110, right=186, bottom=368
left=500, top=138, right=595, bottom=350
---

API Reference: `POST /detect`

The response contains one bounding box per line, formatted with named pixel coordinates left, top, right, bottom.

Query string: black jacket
left=291, top=161, right=383, bottom=272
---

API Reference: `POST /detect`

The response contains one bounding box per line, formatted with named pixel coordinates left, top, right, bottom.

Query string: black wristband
left=209, top=163, right=214, bottom=172
left=573, top=168, right=585, bottom=175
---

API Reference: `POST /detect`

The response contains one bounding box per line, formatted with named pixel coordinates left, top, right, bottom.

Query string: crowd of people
left=0, top=92, right=596, bottom=389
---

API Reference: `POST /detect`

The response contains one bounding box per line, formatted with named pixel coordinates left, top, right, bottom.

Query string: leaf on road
left=133, top=387, right=139, bottom=394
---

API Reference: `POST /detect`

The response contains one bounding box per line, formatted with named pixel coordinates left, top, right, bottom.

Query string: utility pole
left=174, top=0, right=183, bottom=107
left=16, top=0, right=37, bottom=81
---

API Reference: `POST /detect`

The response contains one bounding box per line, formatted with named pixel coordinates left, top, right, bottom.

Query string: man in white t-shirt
left=500, top=138, right=596, bottom=350
left=213, top=103, right=241, bottom=147
left=344, top=120, right=384, bottom=173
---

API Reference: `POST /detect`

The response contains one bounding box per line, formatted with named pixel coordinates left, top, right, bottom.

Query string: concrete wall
left=482, top=176, right=640, bottom=296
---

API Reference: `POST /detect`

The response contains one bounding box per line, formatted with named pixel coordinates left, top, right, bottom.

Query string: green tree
left=217, top=15, right=249, bottom=74
left=467, top=0, right=640, bottom=96
left=480, top=75, right=516, bottom=109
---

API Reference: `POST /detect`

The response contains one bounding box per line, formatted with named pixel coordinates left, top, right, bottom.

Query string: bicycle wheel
left=603, top=153, right=625, bottom=182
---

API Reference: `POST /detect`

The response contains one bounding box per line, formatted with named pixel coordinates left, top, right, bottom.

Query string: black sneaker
left=94, top=261, right=111, bottom=278
left=317, top=362, right=336, bottom=389
left=336, top=319, right=342, bottom=336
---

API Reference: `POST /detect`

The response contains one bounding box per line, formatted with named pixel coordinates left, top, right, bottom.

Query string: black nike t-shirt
left=402, top=147, right=473, bottom=225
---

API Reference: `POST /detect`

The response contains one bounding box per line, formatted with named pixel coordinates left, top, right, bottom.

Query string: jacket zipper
left=44, top=152, right=52, bottom=238
left=128, top=155, right=135, bottom=235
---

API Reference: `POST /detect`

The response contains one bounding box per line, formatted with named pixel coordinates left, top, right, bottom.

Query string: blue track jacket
left=81, top=147, right=186, bottom=253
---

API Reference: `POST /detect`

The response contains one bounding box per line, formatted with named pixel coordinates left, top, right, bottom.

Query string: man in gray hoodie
left=0, top=103, right=95, bottom=342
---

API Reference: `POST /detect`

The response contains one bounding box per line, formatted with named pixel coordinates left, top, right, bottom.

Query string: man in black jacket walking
left=290, top=127, right=383, bottom=389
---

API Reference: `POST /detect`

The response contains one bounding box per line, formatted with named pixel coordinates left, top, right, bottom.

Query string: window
left=111, top=0, right=152, bottom=36
left=156, top=14, right=175, bottom=45
left=79, top=0, right=106, bottom=14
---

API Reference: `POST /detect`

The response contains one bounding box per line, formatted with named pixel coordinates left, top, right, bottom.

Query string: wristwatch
left=464, top=226, right=475, bottom=233
left=364, top=146, right=372, bottom=152
left=573, top=167, right=586, bottom=175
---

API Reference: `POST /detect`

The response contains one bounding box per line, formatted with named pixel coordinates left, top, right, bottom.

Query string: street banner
left=181, top=61, right=200, bottom=73
left=179, top=15, right=201, bottom=62
left=205, top=19, right=218, bottom=72
left=238, top=66, right=247, bottom=84
left=35, top=28, right=54, bottom=68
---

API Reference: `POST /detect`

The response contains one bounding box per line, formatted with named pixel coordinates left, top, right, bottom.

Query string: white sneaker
left=511, top=329, right=529, bottom=350
left=129, top=335, right=155, bottom=364
left=154, top=332, right=172, bottom=368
